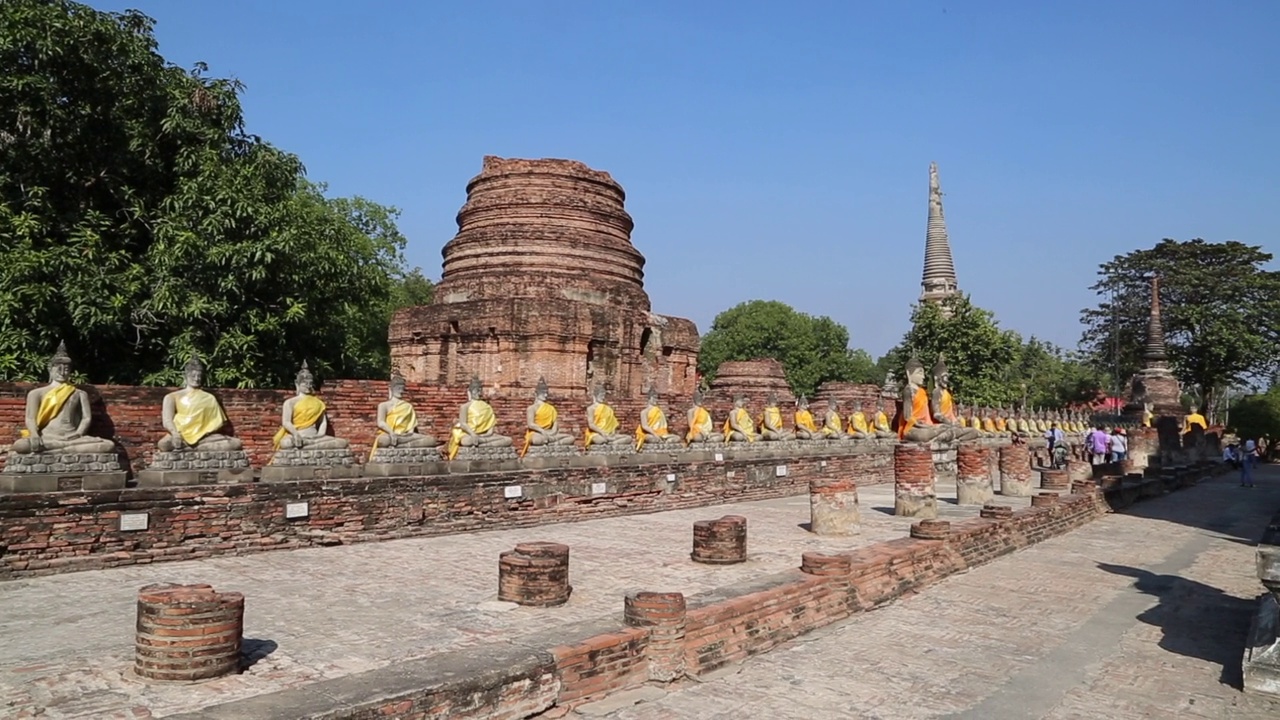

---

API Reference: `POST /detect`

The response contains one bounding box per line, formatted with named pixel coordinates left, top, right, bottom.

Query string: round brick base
left=980, top=503, right=1013, bottom=520
left=956, top=445, right=994, bottom=506
left=1040, top=468, right=1070, bottom=490
left=808, top=478, right=860, bottom=536
left=691, top=515, right=747, bottom=564
left=1031, top=492, right=1059, bottom=507
left=894, top=443, right=937, bottom=518
left=498, top=542, right=572, bottom=607
left=623, top=591, right=687, bottom=682
left=910, top=519, right=952, bottom=540
left=998, top=445, right=1033, bottom=497
left=1066, top=459, right=1092, bottom=484
left=800, top=552, right=852, bottom=576
left=135, top=583, right=243, bottom=682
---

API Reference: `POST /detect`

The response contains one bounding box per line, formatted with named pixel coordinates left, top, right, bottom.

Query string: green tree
left=698, top=300, right=876, bottom=397
left=1080, top=239, right=1280, bottom=416
left=0, top=0, right=414, bottom=387
left=1229, top=388, right=1280, bottom=456
left=1014, top=338, right=1107, bottom=409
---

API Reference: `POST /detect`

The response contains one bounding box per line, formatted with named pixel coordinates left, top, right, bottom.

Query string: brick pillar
left=498, top=542, right=572, bottom=607
left=1129, top=427, right=1158, bottom=471
left=1031, top=492, right=1058, bottom=508
left=624, top=591, right=687, bottom=682
left=800, top=552, right=852, bottom=576
left=894, top=443, right=937, bottom=518
left=691, top=515, right=747, bottom=564
left=956, top=445, right=994, bottom=506
left=998, top=444, right=1033, bottom=497
left=1040, top=468, right=1070, bottom=491
left=910, top=519, right=951, bottom=540
left=980, top=503, right=1013, bottom=520
left=808, top=478, right=860, bottom=536
left=135, top=583, right=243, bottom=682
left=1067, top=458, right=1091, bottom=485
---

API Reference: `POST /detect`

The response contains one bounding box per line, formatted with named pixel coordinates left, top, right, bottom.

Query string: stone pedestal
left=1040, top=468, right=1070, bottom=491
left=1245, top=544, right=1280, bottom=698
left=135, top=583, right=243, bottom=682
left=894, top=443, right=937, bottom=518
left=624, top=591, right=687, bottom=682
left=691, top=515, right=747, bottom=564
left=498, top=542, right=572, bottom=607
left=137, top=449, right=252, bottom=487
left=451, top=445, right=520, bottom=462
left=998, top=445, right=1033, bottom=497
left=586, top=442, right=636, bottom=456
left=930, top=438, right=958, bottom=496
left=956, top=444, right=994, bottom=506
left=364, top=446, right=447, bottom=477
left=808, top=477, right=860, bottom=536
left=0, top=451, right=126, bottom=493
left=261, top=447, right=359, bottom=482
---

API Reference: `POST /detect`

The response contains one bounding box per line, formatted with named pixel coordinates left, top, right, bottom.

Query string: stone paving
left=593, top=467, right=1280, bottom=719
left=0, top=477, right=1029, bottom=719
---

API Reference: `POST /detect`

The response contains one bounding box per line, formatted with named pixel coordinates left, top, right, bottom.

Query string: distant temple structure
left=389, top=156, right=700, bottom=399
left=919, top=162, right=961, bottom=308
left=1126, top=276, right=1182, bottom=417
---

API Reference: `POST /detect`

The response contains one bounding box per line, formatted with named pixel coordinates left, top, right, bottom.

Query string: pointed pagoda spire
left=920, top=162, right=960, bottom=304
left=1143, top=275, right=1170, bottom=368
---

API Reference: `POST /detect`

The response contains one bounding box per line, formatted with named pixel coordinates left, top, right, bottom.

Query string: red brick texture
left=134, top=583, right=243, bottom=682
left=1040, top=469, right=1070, bottom=490
left=706, top=359, right=795, bottom=409
left=956, top=444, right=994, bottom=506
left=808, top=477, right=860, bottom=536
left=498, top=542, right=572, bottom=607
left=690, top=515, right=747, bottom=565
left=998, top=444, right=1033, bottom=497
left=893, top=443, right=936, bottom=518
left=623, top=591, right=687, bottom=682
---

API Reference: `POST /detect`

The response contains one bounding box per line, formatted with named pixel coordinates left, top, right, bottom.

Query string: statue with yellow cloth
left=10, top=341, right=114, bottom=455
left=158, top=356, right=242, bottom=453
left=446, top=376, right=514, bottom=461
left=273, top=361, right=350, bottom=451
left=846, top=402, right=875, bottom=440
left=584, top=385, right=632, bottom=451
left=793, top=396, right=821, bottom=440
left=635, top=386, right=678, bottom=450
left=929, top=357, right=979, bottom=441
left=1142, top=403, right=1154, bottom=429
left=685, top=389, right=725, bottom=445
left=897, top=357, right=954, bottom=443
left=820, top=398, right=848, bottom=440
left=981, top=407, right=998, bottom=435
left=1182, top=405, right=1208, bottom=435
left=758, top=393, right=794, bottom=441
left=723, top=395, right=758, bottom=443
left=519, top=377, right=576, bottom=458
left=372, top=373, right=439, bottom=454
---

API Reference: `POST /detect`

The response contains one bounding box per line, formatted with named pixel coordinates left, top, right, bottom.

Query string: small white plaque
left=726, top=471, right=736, bottom=479
left=504, top=485, right=523, bottom=499
left=119, top=512, right=148, bottom=532
left=714, top=453, right=724, bottom=462
left=285, top=501, right=309, bottom=519
left=775, top=465, right=788, bottom=477
left=820, top=461, right=828, bottom=468
left=591, top=482, right=607, bottom=496
left=665, top=473, right=677, bottom=483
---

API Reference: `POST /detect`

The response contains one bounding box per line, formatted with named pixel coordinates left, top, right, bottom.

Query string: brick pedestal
left=624, top=591, right=687, bottom=682
left=808, top=478, right=860, bottom=536
left=980, top=503, right=1013, bottom=520
left=691, top=515, right=747, bottom=564
left=894, top=443, right=937, bottom=518
left=800, top=552, right=852, bottom=576
left=930, top=438, right=958, bottom=496
left=1067, top=459, right=1092, bottom=485
left=956, top=445, right=994, bottom=506
left=498, top=542, right=572, bottom=607
left=135, top=583, right=243, bottom=682
left=998, top=444, right=1033, bottom=497
left=1128, top=427, right=1158, bottom=471
left=1040, top=468, right=1070, bottom=491
left=910, top=519, right=951, bottom=540
left=1031, top=492, right=1058, bottom=508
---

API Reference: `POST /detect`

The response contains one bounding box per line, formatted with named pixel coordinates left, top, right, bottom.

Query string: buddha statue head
left=692, top=388, right=706, bottom=407
left=48, top=340, right=72, bottom=384
left=295, top=361, right=315, bottom=395
left=534, top=376, right=549, bottom=402
left=904, top=357, right=926, bottom=388
left=767, top=391, right=779, bottom=408
left=734, top=395, right=746, bottom=409
left=184, top=354, right=205, bottom=389
left=827, top=397, right=840, bottom=414
left=389, top=371, right=407, bottom=399
left=467, top=375, right=483, bottom=401
left=592, top=384, right=608, bottom=403
left=932, top=356, right=950, bottom=390
left=645, top=385, right=659, bottom=406
left=797, top=395, right=809, bottom=410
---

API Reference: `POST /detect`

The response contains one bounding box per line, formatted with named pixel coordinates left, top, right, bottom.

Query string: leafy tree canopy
left=0, top=0, right=425, bottom=387
left=698, top=300, right=877, bottom=397
left=1229, top=387, right=1280, bottom=454
left=1079, top=238, right=1280, bottom=415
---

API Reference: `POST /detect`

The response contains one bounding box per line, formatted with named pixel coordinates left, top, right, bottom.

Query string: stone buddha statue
left=820, top=398, right=847, bottom=439
left=793, top=396, right=821, bottom=440
left=758, top=392, right=794, bottom=441
left=870, top=403, right=897, bottom=440
left=10, top=341, right=114, bottom=455
left=1182, top=405, right=1208, bottom=435
left=897, top=357, right=952, bottom=443
left=584, top=385, right=631, bottom=449
left=158, top=355, right=242, bottom=453
left=520, top=377, right=575, bottom=456
left=373, top=372, right=439, bottom=452
left=273, top=361, right=350, bottom=451
left=1014, top=409, right=1032, bottom=437
left=981, top=407, right=998, bottom=435
left=685, top=389, right=724, bottom=444
left=446, top=376, right=513, bottom=460
left=929, top=357, right=979, bottom=441
left=635, top=386, right=678, bottom=450
left=846, top=401, right=873, bottom=439
left=1036, top=410, right=1049, bottom=433
left=1142, top=402, right=1154, bottom=428
left=723, top=395, right=758, bottom=443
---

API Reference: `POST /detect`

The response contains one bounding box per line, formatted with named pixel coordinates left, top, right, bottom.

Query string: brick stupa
left=390, top=156, right=699, bottom=399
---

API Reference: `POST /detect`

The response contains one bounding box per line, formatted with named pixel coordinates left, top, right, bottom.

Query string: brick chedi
left=390, top=156, right=699, bottom=400
left=707, top=358, right=795, bottom=408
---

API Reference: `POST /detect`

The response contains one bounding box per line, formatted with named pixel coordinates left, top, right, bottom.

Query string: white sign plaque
left=726, top=471, right=736, bottom=479
left=119, top=512, right=148, bottom=532
left=285, top=501, right=309, bottom=519
left=665, top=473, right=677, bottom=483
left=714, top=453, right=724, bottom=462
left=591, top=482, right=607, bottom=495
left=775, top=465, right=788, bottom=477
left=504, top=485, right=523, bottom=499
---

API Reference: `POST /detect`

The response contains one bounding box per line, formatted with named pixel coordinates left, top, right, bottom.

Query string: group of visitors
left=1223, top=438, right=1268, bottom=488
left=1082, top=425, right=1127, bottom=465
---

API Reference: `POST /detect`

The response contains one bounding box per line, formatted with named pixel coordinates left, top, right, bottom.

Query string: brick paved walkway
left=594, top=467, right=1280, bottom=719
left=0, top=481, right=1027, bottom=719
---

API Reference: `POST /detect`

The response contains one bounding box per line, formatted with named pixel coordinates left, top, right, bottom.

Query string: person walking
left=1089, top=425, right=1108, bottom=465
left=1111, top=428, right=1128, bottom=462
left=1241, top=438, right=1258, bottom=488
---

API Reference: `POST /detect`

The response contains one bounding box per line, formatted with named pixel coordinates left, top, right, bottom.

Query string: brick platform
left=498, top=542, right=572, bottom=607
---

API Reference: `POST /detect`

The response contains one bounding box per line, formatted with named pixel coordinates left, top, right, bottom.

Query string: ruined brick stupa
left=919, top=162, right=960, bottom=307
left=390, top=156, right=700, bottom=399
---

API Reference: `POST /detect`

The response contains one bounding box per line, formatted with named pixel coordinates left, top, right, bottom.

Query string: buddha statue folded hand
left=584, top=386, right=630, bottom=449
left=11, top=341, right=114, bottom=455
left=820, top=399, right=847, bottom=440
left=897, top=357, right=954, bottom=443
left=371, top=372, right=439, bottom=460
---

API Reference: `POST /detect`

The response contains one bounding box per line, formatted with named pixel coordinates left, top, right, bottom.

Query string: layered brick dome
left=436, top=156, right=650, bottom=311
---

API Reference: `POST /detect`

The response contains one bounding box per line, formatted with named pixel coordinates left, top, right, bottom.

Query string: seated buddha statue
left=685, top=389, right=725, bottom=444
left=870, top=401, right=897, bottom=439
left=10, top=341, right=114, bottom=455
left=584, top=385, right=630, bottom=449
left=373, top=372, right=439, bottom=453
left=846, top=402, right=873, bottom=439
left=1182, top=405, right=1208, bottom=435
left=758, top=392, right=794, bottom=441
left=446, top=376, right=513, bottom=459
left=981, top=407, right=998, bottom=435
left=897, top=357, right=954, bottom=443
left=273, top=361, right=351, bottom=451
left=929, top=357, right=979, bottom=441
left=793, top=396, right=821, bottom=440
left=158, top=355, right=242, bottom=453
left=1142, top=403, right=1154, bottom=429
left=820, top=398, right=847, bottom=440
left=635, top=386, right=678, bottom=450
left=1035, top=410, right=1049, bottom=434
left=723, top=395, right=758, bottom=443
left=520, top=377, right=575, bottom=456
left=1015, top=410, right=1032, bottom=437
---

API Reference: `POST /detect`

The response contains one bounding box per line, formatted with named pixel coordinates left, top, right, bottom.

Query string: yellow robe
left=995, top=417, right=1007, bottom=432
left=795, top=409, right=818, bottom=433
left=174, top=388, right=227, bottom=446
left=873, top=411, right=891, bottom=433
left=446, top=400, right=497, bottom=460
left=936, top=390, right=957, bottom=423
left=686, top=406, right=714, bottom=445
left=19, top=382, right=76, bottom=438
left=521, top=402, right=558, bottom=458
left=722, top=407, right=756, bottom=442
left=273, top=395, right=326, bottom=449
left=1182, top=413, right=1207, bottom=434
left=759, top=406, right=784, bottom=435
left=372, top=399, right=418, bottom=461
left=982, top=417, right=996, bottom=433
left=635, top=406, right=669, bottom=450
left=584, top=403, right=621, bottom=448
left=822, top=411, right=843, bottom=437
left=848, top=411, right=871, bottom=435
left=898, top=387, right=933, bottom=440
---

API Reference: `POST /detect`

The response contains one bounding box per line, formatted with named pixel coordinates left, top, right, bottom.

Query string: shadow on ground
left=241, top=638, right=278, bottom=670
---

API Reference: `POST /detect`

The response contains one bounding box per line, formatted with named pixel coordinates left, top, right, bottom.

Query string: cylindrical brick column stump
left=998, top=444, right=1033, bottom=497
left=135, top=583, right=244, bottom=682
left=1040, top=468, right=1070, bottom=491
left=800, top=552, right=852, bottom=576
left=894, top=443, right=937, bottom=518
left=1067, top=459, right=1092, bottom=485
left=1071, top=479, right=1097, bottom=497
left=624, top=591, right=687, bottom=682
left=498, top=542, right=572, bottom=607
left=1031, top=493, right=1058, bottom=508
left=910, top=519, right=952, bottom=540
left=691, top=515, right=747, bottom=564
left=956, top=445, right=994, bottom=506
left=980, top=503, right=1013, bottom=520
left=809, top=478, right=860, bottom=536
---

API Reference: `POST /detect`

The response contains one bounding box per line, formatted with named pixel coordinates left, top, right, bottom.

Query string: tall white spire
left=920, top=162, right=960, bottom=305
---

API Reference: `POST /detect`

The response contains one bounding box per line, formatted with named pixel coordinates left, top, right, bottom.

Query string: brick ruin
left=389, top=156, right=699, bottom=401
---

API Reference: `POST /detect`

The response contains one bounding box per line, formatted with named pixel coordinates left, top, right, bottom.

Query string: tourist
left=1089, top=425, right=1108, bottom=465
left=1045, top=422, right=1066, bottom=468
left=1223, top=443, right=1238, bottom=469
left=1111, top=428, right=1128, bottom=462
left=1241, top=438, right=1258, bottom=488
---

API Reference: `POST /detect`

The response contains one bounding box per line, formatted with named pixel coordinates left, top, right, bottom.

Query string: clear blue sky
left=93, top=0, right=1279, bottom=357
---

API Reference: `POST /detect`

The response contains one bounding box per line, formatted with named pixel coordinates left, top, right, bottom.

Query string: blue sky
left=93, top=1, right=1279, bottom=357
